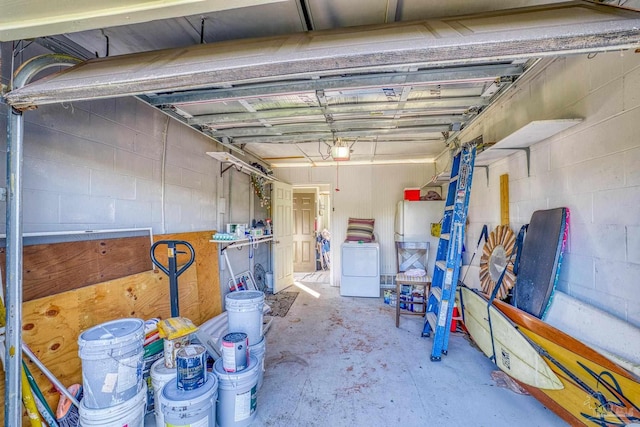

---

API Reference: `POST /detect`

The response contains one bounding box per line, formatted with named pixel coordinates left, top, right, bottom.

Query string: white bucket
left=248, top=336, right=266, bottom=390
left=79, top=381, right=147, bottom=427
left=142, top=349, right=163, bottom=414
left=265, top=272, right=273, bottom=291
left=78, top=318, right=145, bottom=409
left=151, top=357, right=177, bottom=427
left=159, top=372, right=218, bottom=427
left=226, top=291, right=265, bottom=346
left=214, top=355, right=260, bottom=427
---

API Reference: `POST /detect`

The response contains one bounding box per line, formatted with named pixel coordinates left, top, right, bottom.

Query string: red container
left=450, top=305, right=459, bottom=332
left=404, top=188, right=420, bottom=201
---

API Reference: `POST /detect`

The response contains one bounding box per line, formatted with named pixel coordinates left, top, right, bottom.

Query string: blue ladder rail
left=422, top=143, right=477, bottom=361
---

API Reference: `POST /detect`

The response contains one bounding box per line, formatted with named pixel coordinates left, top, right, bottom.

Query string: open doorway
left=292, top=185, right=332, bottom=283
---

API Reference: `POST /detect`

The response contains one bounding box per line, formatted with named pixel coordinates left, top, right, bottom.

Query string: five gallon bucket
left=151, top=357, right=177, bottom=427
left=249, top=336, right=266, bottom=390
left=143, top=349, right=164, bottom=413
left=214, top=355, right=260, bottom=427
left=78, top=318, right=145, bottom=409
left=160, top=372, right=218, bottom=427
left=79, top=381, right=147, bottom=427
left=226, top=291, right=265, bottom=346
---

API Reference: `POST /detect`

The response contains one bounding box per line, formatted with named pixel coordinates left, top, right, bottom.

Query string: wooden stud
left=500, top=174, right=509, bottom=226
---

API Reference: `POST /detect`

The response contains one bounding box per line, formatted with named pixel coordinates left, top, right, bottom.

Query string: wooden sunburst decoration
left=479, top=225, right=516, bottom=300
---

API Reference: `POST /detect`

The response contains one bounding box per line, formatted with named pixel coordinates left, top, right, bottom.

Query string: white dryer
left=340, top=241, right=380, bottom=297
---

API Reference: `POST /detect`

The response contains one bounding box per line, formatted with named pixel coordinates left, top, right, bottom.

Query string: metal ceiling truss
left=144, top=63, right=524, bottom=105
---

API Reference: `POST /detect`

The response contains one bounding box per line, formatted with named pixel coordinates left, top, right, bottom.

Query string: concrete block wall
left=14, top=99, right=217, bottom=234
left=449, top=51, right=640, bottom=327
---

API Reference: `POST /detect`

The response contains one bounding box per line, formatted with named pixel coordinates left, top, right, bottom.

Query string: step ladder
left=422, top=143, right=477, bottom=361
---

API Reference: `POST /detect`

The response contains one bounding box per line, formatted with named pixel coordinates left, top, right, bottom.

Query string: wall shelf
left=474, top=119, right=582, bottom=180
left=206, top=151, right=277, bottom=181
left=422, top=171, right=451, bottom=189
left=210, top=235, right=273, bottom=250
left=426, top=119, right=583, bottom=185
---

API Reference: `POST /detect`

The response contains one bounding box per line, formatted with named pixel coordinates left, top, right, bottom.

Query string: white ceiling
left=4, top=0, right=640, bottom=168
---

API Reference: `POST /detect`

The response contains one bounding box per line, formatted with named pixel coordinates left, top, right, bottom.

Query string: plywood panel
left=153, top=231, right=221, bottom=321
left=80, top=268, right=200, bottom=329
left=21, top=290, right=83, bottom=415
left=0, top=235, right=151, bottom=301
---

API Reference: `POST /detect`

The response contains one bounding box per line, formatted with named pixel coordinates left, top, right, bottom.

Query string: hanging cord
left=461, top=224, right=489, bottom=284
left=510, top=224, right=528, bottom=304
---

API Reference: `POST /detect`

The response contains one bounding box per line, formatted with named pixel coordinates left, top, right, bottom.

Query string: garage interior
left=2, top=0, right=640, bottom=426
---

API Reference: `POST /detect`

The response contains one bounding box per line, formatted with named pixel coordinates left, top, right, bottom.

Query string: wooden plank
left=0, top=235, right=151, bottom=301
left=500, top=174, right=509, bottom=226
left=153, top=231, right=221, bottom=322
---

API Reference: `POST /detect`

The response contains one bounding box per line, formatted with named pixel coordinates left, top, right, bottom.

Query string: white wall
left=275, top=163, right=436, bottom=285
left=446, top=52, right=640, bottom=327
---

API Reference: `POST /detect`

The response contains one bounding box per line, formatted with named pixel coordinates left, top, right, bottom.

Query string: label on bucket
left=235, top=385, right=257, bottom=422
left=117, top=354, right=141, bottom=392
left=222, top=332, right=248, bottom=373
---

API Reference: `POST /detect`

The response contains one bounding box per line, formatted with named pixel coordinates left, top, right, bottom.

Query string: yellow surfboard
left=495, top=299, right=640, bottom=426
left=459, top=286, right=563, bottom=390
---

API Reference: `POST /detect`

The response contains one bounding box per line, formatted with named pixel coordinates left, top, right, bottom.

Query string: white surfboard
left=459, top=286, right=563, bottom=390
left=545, top=291, right=640, bottom=377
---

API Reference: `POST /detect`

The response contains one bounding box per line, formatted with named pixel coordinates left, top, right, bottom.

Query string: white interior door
left=272, top=181, right=294, bottom=293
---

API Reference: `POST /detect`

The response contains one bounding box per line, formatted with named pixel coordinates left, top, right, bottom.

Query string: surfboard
left=495, top=299, right=640, bottom=426
left=513, top=207, right=569, bottom=318
left=458, top=286, right=563, bottom=390
left=545, top=290, right=640, bottom=377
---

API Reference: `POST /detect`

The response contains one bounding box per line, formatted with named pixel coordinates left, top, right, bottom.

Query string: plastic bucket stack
left=249, top=336, right=266, bottom=390
left=78, top=318, right=146, bottom=426
left=151, top=357, right=177, bottom=427
left=226, top=290, right=265, bottom=346
left=214, top=355, right=260, bottom=427
left=159, top=373, right=218, bottom=427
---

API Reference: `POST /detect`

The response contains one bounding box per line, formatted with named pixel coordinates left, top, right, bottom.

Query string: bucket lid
left=222, top=332, right=247, bottom=343
left=161, top=372, right=217, bottom=404
left=213, top=355, right=259, bottom=379
left=151, top=358, right=177, bottom=380
left=225, top=290, right=264, bottom=306
left=78, top=318, right=144, bottom=348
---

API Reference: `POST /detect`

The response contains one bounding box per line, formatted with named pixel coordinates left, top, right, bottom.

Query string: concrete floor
left=252, top=278, right=567, bottom=427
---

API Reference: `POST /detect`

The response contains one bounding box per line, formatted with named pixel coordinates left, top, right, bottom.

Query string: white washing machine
left=340, top=241, right=380, bottom=297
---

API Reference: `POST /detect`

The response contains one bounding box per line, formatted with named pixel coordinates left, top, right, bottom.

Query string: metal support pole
left=5, top=105, right=24, bottom=427
left=4, top=53, right=81, bottom=425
